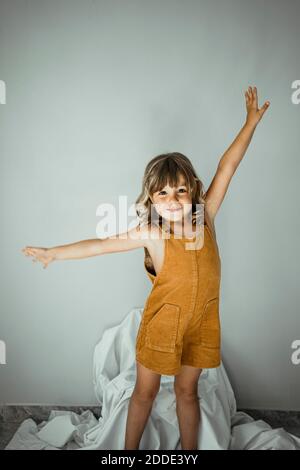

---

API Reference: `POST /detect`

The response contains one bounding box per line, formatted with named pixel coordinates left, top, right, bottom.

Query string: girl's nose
left=168, top=197, right=181, bottom=209
left=168, top=199, right=179, bottom=207
left=168, top=193, right=179, bottom=203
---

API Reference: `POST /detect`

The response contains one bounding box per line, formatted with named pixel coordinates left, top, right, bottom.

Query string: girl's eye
left=157, top=188, right=187, bottom=196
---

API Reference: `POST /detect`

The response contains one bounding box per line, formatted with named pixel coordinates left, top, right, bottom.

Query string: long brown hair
left=135, top=152, right=206, bottom=230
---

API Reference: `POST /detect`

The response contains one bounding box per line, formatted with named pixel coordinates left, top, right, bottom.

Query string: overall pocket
left=145, top=303, right=180, bottom=353
left=200, top=297, right=221, bottom=348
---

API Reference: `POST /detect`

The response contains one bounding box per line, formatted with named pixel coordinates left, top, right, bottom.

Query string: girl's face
left=151, top=176, right=193, bottom=223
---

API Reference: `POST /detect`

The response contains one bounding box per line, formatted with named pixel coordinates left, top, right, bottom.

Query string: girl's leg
left=124, top=360, right=161, bottom=450
left=174, top=365, right=202, bottom=450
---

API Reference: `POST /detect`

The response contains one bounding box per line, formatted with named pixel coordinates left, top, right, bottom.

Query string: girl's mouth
left=167, top=207, right=182, bottom=212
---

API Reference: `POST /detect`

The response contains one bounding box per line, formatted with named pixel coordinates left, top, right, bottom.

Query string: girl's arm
left=204, top=86, right=270, bottom=221
left=21, top=225, right=150, bottom=269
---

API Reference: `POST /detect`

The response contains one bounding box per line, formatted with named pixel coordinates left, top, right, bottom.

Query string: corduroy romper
left=135, top=211, right=221, bottom=375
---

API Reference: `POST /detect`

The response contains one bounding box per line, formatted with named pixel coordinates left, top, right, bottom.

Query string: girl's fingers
left=259, top=101, right=270, bottom=115
left=253, top=86, right=258, bottom=106
left=245, top=93, right=251, bottom=108
left=246, top=86, right=261, bottom=108
left=27, top=248, right=40, bottom=258
left=23, top=246, right=39, bottom=253
left=22, top=247, right=46, bottom=266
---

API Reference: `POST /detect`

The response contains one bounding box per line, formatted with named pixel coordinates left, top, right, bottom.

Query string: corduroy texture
left=136, top=210, right=222, bottom=375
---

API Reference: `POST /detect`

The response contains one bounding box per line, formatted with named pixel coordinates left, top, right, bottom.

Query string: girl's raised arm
left=204, top=86, right=270, bottom=222
left=21, top=225, right=151, bottom=269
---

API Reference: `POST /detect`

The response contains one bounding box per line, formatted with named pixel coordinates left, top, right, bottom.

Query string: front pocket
left=200, top=297, right=221, bottom=348
left=145, top=303, right=180, bottom=353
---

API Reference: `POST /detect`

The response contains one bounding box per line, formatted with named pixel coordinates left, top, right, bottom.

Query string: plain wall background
left=0, top=0, right=299, bottom=410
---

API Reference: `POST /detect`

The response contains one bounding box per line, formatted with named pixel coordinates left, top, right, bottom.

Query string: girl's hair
left=135, top=152, right=206, bottom=231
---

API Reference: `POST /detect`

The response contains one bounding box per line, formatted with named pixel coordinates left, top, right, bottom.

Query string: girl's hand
left=21, top=246, right=55, bottom=269
left=245, top=86, right=270, bottom=127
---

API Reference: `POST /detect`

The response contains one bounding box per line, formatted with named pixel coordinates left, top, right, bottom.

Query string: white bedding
left=5, top=308, right=300, bottom=450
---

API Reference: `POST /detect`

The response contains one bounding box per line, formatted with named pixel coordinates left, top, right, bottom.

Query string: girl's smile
left=150, top=175, right=195, bottom=234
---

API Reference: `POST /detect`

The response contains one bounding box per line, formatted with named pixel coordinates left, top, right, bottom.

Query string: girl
left=22, top=86, right=269, bottom=450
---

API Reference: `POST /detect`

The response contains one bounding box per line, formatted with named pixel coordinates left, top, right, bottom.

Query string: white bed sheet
left=5, top=308, right=300, bottom=450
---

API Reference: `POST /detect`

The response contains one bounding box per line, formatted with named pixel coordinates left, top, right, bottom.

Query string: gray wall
left=0, top=0, right=299, bottom=410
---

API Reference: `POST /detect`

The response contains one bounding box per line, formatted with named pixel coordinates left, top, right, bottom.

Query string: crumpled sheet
left=5, top=308, right=300, bottom=450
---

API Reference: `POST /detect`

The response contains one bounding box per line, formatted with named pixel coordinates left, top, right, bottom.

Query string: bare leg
left=174, top=365, right=202, bottom=450
left=124, top=360, right=161, bottom=450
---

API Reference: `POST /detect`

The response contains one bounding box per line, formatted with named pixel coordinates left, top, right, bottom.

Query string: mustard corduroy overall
left=136, top=212, right=221, bottom=375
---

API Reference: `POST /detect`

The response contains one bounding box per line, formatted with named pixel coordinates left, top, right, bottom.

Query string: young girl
left=22, top=86, right=269, bottom=450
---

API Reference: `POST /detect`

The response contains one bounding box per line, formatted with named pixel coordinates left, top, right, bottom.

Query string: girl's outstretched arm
left=204, top=86, right=270, bottom=221
left=21, top=225, right=150, bottom=269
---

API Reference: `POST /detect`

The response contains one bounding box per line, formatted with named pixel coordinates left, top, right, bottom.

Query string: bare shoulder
left=124, top=224, right=152, bottom=248
left=98, top=224, right=157, bottom=255
left=205, top=204, right=217, bottom=239
left=126, top=224, right=161, bottom=248
left=135, top=224, right=162, bottom=249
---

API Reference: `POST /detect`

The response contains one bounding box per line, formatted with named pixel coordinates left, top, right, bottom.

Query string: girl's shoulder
left=136, top=223, right=162, bottom=250
left=139, top=223, right=163, bottom=238
left=204, top=206, right=217, bottom=242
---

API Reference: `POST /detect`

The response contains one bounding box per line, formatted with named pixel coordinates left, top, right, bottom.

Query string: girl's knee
left=133, top=385, right=160, bottom=403
left=174, top=383, right=199, bottom=400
